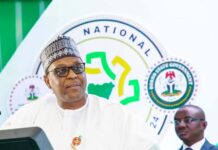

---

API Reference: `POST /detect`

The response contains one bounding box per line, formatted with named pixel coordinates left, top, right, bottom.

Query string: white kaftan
left=1, top=94, right=159, bottom=150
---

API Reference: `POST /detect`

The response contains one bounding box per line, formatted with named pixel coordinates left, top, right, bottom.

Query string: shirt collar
left=56, top=96, right=89, bottom=117
left=183, top=138, right=205, bottom=150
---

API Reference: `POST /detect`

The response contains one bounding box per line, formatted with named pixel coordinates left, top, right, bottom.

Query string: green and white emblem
left=146, top=58, right=198, bottom=111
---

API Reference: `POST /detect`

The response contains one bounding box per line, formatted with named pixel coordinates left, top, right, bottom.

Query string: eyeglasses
left=174, top=117, right=205, bottom=126
left=47, top=63, right=85, bottom=77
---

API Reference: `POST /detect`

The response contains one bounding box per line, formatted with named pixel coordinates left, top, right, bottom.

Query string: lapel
left=178, top=145, right=183, bottom=150
left=200, top=139, right=215, bottom=150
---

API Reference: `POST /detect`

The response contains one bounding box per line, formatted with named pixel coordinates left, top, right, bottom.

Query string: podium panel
left=0, top=127, right=53, bottom=150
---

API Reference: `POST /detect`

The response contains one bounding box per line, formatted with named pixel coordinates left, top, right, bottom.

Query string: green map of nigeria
left=88, top=82, right=115, bottom=99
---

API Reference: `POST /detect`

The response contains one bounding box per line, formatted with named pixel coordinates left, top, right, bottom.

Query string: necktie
left=185, top=148, right=193, bottom=150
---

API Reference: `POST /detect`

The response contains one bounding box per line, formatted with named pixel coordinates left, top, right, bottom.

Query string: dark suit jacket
left=179, top=139, right=218, bottom=150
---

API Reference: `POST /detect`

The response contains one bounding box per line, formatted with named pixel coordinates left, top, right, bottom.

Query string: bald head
left=174, top=104, right=207, bottom=146
left=177, top=105, right=206, bottom=120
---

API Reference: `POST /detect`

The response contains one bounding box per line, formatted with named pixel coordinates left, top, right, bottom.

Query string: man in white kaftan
left=1, top=94, right=159, bottom=150
left=0, top=36, right=159, bottom=150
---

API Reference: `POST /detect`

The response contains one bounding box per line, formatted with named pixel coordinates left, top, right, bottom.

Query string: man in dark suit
left=174, top=105, right=218, bottom=150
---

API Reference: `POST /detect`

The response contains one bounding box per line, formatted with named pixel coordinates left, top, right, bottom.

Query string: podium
left=0, top=127, right=53, bottom=150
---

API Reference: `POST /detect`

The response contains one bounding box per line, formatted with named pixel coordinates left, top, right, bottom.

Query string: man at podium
left=1, top=36, right=159, bottom=150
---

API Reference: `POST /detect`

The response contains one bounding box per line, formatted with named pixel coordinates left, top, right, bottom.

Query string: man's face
left=174, top=107, right=207, bottom=146
left=44, top=56, right=87, bottom=109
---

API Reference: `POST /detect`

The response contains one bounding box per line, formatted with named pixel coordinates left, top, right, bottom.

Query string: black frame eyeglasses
left=47, top=63, right=85, bottom=77
left=174, top=117, right=205, bottom=126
